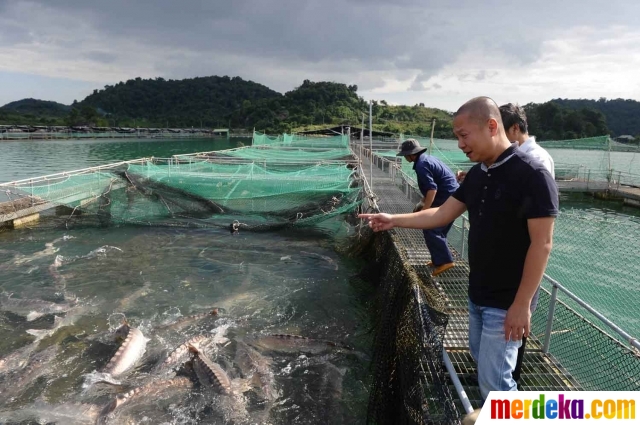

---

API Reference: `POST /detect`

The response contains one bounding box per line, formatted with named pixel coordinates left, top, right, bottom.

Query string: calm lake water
left=0, top=137, right=249, bottom=183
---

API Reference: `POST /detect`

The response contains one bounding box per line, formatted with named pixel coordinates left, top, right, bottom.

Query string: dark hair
left=499, top=103, right=527, bottom=133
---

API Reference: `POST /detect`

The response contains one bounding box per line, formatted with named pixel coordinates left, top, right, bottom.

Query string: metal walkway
left=357, top=148, right=581, bottom=412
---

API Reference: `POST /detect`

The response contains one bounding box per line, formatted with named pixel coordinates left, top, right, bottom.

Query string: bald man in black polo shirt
left=360, top=96, right=558, bottom=400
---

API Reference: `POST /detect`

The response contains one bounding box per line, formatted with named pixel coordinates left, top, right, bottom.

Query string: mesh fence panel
left=547, top=210, right=640, bottom=344
left=356, top=228, right=460, bottom=425
left=434, top=172, right=640, bottom=393
left=531, top=287, right=640, bottom=391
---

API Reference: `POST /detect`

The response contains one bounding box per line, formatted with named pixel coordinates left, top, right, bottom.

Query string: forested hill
left=1, top=98, right=70, bottom=116
left=523, top=101, right=610, bottom=141
left=79, top=75, right=281, bottom=128
left=229, top=80, right=454, bottom=137
left=550, top=98, right=640, bottom=138
left=2, top=75, right=639, bottom=140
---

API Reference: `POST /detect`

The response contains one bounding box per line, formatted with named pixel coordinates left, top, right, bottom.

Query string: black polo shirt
left=452, top=144, right=559, bottom=310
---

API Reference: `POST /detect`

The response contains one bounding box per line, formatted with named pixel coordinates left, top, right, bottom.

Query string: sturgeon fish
left=188, top=343, right=232, bottom=394
left=0, top=345, right=59, bottom=404
left=97, top=376, right=192, bottom=424
left=117, top=281, right=153, bottom=310
left=250, top=334, right=351, bottom=355
left=101, top=322, right=147, bottom=378
left=156, top=334, right=210, bottom=372
left=0, top=401, right=100, bottom=425
left=0, top=343, right=37, bottom=375
left=234, top=340, right=278, bottom=402
left=0, top=292, right=76, bottom=321
left=188, top=343, right=249, bottom=424
left=12, top=242, right=59, bottom=265
left=158, top=309, right=219, bottom=331
left=26, top=304, right=94, bottom=342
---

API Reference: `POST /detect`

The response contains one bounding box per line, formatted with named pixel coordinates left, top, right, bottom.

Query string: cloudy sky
left=1, top=0, right=639, bottom=111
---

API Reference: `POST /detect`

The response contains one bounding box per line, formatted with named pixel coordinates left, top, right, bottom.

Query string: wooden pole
left=429, top=118, right=436, bottom=156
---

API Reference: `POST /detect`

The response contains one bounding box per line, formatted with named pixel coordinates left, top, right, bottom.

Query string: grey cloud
left=409, top=79, right=425, bottom=91
left=474, top=70, right=498, bottom=81
left=0, top=22, right=32, bottom=46
left=1, top=0, right=639, bottom=95
left=83, top=51, right=118, bottom=64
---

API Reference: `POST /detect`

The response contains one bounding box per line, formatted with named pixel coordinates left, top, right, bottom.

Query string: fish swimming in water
left=188, top=343, right=250, bottom=424
left=117, top=281, right=153, bottom=310
left=48, top=255, right=67, bottom=292
left=12, top=242, right=59, bottom=266
left=188, top=343, right=232, bottom=394
left=97, top=376, right=192, bottom=424
left=307, top=362, right=346, bottom=424
left=0, top=400, right=100, bottom=425
left=0, top=345, right=59, bottom=405
left=157, top=308, right=219, bottom=331
left=300, top=251, right=339, bottom=270
left=155, top=334, right=211, bottom=373
left=0, top=292, right=76, bottom=321
left=0, top=342, right=37, bottom=376
left=101, top=322, right=147, bottom=378
left=234, top=340, right=278, bottom=402
left=249, top=334, right=351, bottom=355
left=26, top=303, right=95, bottom=342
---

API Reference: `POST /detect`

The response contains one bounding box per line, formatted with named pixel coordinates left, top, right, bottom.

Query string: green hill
left=4, top=76, right=637, bottom=141
left=229, top=79, right=453, bottom=137
left=0, top=98, right=71, bottom=125
left=523, top=101, right=610, bottom=141
left=80, top=75, right=281, bottom=128
left=0, top=77, right=466, bottom=138
left=550, top=98, right=640, bottom=138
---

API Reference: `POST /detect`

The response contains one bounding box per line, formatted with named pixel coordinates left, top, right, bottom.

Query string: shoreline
left=0, top=134, right=253, bottom=142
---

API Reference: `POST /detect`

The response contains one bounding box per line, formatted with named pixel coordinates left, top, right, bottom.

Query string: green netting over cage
left=546, top=209, right=640, bottom=343
left=125, top=161, right=359, bottom=213
left=201, top=146, right=353, bottom=162
left=1, top=152, right=364, bottom=233
left=252, top=131, right=282, bottom=146
left=253, top=131, right=349, bottom=149
left=538, top=136, right=610, bottom=150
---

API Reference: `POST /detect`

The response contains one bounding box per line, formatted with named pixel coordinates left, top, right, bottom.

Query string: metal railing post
left=543, top=284, right=558, bottom=353
left=460, top=216, right=467, bottom=259
left=443, top=348, right=474, bottom=415
left=617, top=171, right=622, bottom=191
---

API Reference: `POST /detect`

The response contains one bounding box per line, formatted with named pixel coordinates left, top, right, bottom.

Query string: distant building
left=615, top=135, right=636, bottom=144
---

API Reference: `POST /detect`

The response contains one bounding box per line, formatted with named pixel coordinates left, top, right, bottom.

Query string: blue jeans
left=422, top=221, right=454, bottom=266
left=468, top=299, right=522, bottom=400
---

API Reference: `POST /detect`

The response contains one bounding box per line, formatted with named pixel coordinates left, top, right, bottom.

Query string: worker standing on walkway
left=397, top=138, right=459, bottom=276
left=362, top=97, right=558, bottom=400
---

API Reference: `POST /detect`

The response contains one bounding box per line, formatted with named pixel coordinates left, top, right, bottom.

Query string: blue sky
left=1, top=0, right=639, bottom=111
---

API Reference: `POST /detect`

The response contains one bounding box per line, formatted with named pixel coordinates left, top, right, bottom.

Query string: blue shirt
left=452, top=144, right=559, bottom=310
left=413, top=153, right=459, bottom=207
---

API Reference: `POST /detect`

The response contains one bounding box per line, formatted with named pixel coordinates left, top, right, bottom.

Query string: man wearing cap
left=397, top=138, right=459, bottom=276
